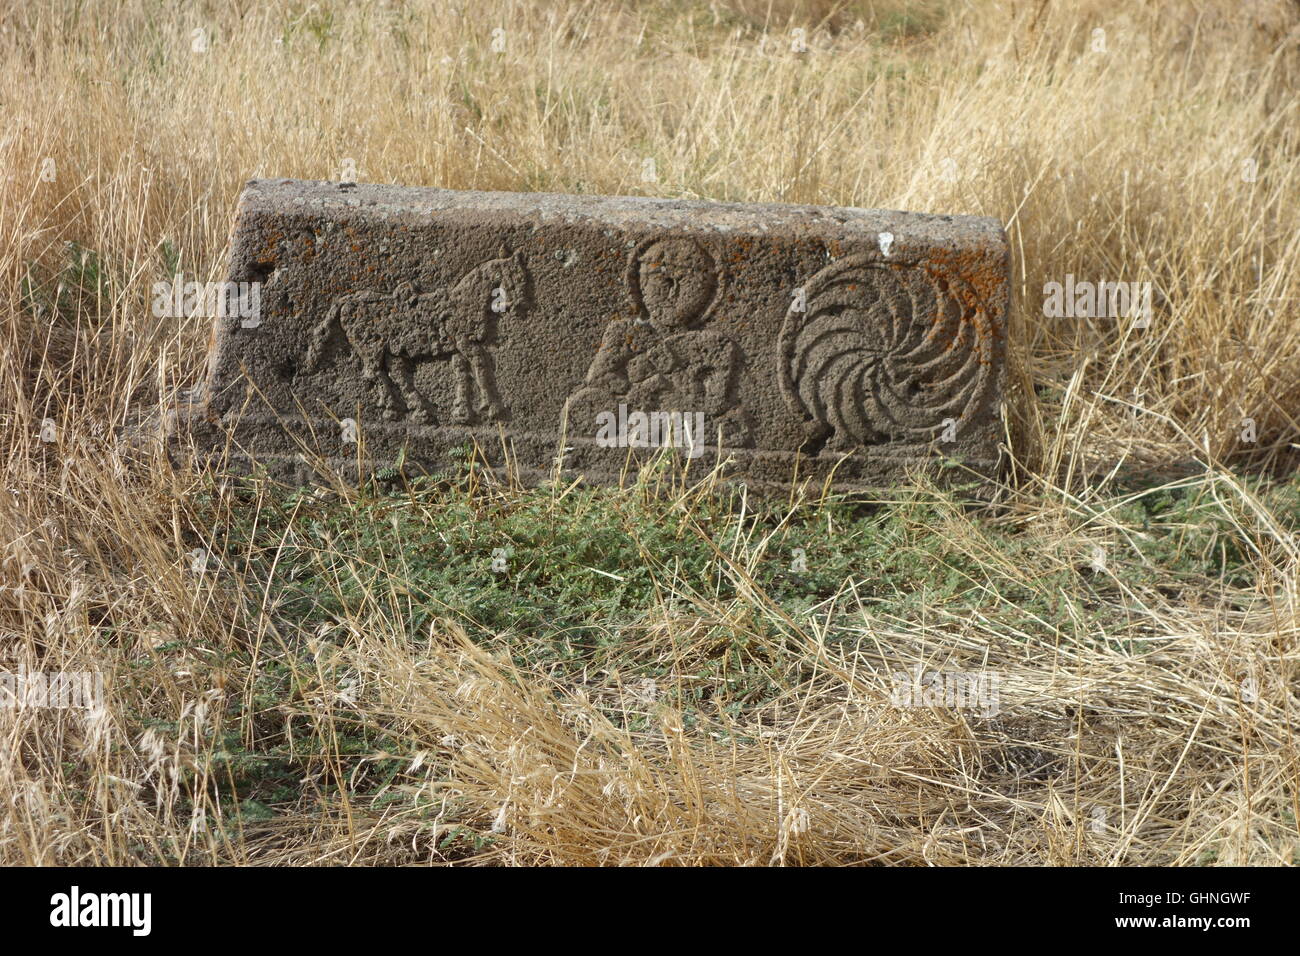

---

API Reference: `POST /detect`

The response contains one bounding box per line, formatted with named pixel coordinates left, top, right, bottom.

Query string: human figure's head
left=631, top=238, right=718, bottom=331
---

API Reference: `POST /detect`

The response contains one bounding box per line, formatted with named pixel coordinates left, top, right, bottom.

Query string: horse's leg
left=450, top=351, right=472, bottom=424
left=357, top=341, right=379, bottom=383
left=375, top=351, right=407, bottom=421
left=394, top=354, right=430, bottom=424
left=356, top=342, right=389, bottom=414
left=464, top=343, right=506, bottom=422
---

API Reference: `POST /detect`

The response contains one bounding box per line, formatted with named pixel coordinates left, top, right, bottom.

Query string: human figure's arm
left=587, top=319, right=636, bottom=389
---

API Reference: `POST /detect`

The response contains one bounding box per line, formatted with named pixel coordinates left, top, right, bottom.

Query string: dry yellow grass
left=1, top=0, right=1298, bottom=865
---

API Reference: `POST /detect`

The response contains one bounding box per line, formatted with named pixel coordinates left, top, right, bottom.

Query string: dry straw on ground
left=1, top=0, right=1298, bottom=865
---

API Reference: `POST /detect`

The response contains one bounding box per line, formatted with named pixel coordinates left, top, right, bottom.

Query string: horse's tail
left=303, top=298, right=343, bottom=370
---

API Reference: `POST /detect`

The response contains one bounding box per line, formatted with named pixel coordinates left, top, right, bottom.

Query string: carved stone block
left=181, top=179, right=1009, bottom=489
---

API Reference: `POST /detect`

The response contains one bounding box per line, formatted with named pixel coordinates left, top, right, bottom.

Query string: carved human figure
left=564, top=237, right=753, bottom=447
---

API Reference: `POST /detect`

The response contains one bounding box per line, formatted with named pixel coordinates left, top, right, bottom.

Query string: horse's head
left=447, top=249, right=532, bottom=334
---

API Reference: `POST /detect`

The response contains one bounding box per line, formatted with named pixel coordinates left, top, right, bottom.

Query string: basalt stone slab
left=179, top=179, right=1009, bottom=490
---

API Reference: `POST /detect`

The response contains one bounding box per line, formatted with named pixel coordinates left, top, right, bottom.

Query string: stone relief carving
left=778, top=254, right=994, bottom=453
left=189, top=181, right=1009, bottom=487
left=304, top=250, right=530, bottom=424
left=563, top=236, right=755, bottom=448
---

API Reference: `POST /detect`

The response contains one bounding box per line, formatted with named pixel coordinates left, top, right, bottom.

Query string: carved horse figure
left=304, top=251, right=530, bottom=425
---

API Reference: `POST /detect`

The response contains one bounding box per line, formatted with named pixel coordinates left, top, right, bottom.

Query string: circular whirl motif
left=778, top=254, right=996, bottom=449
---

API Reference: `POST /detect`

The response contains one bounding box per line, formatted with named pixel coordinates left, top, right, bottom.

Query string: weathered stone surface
left=180, top=179, right=1009, bottom=490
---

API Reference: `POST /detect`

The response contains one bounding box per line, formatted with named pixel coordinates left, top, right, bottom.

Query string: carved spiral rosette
left=778, top=254, right=995, bottom=449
